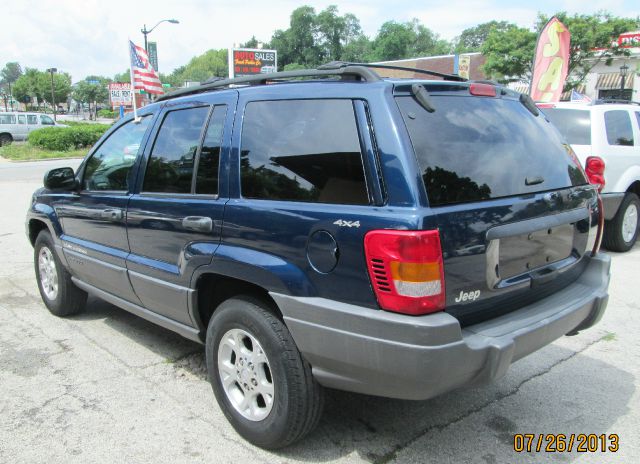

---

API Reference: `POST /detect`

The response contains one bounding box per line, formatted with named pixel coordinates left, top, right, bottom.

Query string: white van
left=0, top=112, right=66, bottom=145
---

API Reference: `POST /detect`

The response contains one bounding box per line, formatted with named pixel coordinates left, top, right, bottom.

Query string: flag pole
left=128, top=40, right=139, bottom=122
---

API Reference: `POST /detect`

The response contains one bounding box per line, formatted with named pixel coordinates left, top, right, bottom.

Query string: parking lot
left=1, top=158, right=639, bottom=464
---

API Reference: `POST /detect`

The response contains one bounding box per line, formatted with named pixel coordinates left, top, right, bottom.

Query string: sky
left=2, top=0, right=639, bottom=82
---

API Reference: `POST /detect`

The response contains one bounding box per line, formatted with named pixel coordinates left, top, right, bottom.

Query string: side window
left=40, top=115, right=55, bottom=125
left=196, top=105, right=226, bottom=195
left=83, top=116, right=152, bottom=191
left=143, top=106, right=210, bottom=194
left=240, top=99, right=368, bottom=205
left=27, top=115, right=38, bottom=124
left=0, top=114, right=16, bottom=124
left=17, top=115, right=26, bottom=124
left=635, top=112, right=640, bottom=133
left=604, top=110, right=634, bottom=146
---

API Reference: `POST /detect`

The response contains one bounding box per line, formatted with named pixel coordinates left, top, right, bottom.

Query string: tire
left=34, top=230, right=87, bottom=316
left=0, top=133, right=12, bottom=146
left=603, top=193, right=640, bottom=252
left=205, top=296, right=324, bottom=449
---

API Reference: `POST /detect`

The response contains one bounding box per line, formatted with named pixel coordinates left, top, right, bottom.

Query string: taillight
left=364, top=230, right=445, bottom=315
left=469, top=83, right=496, bottom=97
left=585, top=156, right=605, bottom=192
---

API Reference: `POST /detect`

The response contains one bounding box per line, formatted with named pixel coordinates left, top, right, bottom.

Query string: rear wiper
left=519, top=93, right=540, bottom=116
left=411, top=84, right=436, bottom=113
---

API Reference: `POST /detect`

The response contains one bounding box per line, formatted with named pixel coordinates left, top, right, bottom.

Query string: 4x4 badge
left=333, top=220, right=360, bottom=228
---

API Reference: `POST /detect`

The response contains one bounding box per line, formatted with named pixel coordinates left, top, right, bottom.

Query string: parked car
left=540, top=100, right=640, bottom=251
left=26, top=64, right=610, bottom=449
left=0, top=111, right=67, bottom=145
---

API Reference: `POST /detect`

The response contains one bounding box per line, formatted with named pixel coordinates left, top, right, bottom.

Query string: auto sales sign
left=109, top=83, right=132, bottom=108
left=230, top=48, right=277, bottom=78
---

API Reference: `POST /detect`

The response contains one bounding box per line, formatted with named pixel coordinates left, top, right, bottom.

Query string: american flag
left=129, top=40, right=163, bottom=94
left=570, top=89, right=592, bottom=103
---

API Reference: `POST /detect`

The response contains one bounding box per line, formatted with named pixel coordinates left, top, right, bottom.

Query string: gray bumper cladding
left=271, top=253, right=611, bottom=401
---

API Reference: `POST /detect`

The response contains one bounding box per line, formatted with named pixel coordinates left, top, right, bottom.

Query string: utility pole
left=46, top=68, right=57, bottom=121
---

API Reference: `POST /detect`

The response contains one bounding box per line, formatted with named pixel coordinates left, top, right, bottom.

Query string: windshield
left=541, top=108, right=591, bottom=145
left=396, top=95, right=587, bottom=206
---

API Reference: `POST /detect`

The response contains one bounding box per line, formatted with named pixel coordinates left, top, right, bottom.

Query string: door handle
left=182, top=216, right=213, bottom=233
left=101, top=208, right=124, bottom=221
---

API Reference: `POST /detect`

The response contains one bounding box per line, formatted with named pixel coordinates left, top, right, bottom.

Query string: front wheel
left=205, top=297, right=324, bottom=449
left=34, top=230, right=87, bottom=316
left=603, top=192, right=639, bottom=252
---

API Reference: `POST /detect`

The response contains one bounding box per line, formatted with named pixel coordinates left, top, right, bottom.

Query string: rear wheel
left=603, top=192, right=639, bottom=252
left=205, top=297, right=324, bottom=449
left=0, top=133, right=12, bottom=146
left=34, top=230, right=87, bottom=316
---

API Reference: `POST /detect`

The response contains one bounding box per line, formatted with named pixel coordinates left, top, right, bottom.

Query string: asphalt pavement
left=1, top=159, right=639, bottom=463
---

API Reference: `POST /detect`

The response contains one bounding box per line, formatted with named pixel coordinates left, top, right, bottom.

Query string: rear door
left=395, top=85, right=599, bottom=324
left=26, top=114, right=39, bottom=134
left=125, top=92, right=236, bottom=325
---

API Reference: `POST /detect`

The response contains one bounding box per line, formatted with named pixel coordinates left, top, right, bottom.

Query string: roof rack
left=156, top=64, right=381, bottom=102
left=319, top=61, right=466, bottom=82
left=593, top=99, right=640, bottom=106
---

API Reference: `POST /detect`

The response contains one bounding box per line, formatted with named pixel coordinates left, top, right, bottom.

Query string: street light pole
left=46, top=68, right=57, bottom=121
left=140, top=18, right=179, bottom=52
left=619, top=63, right=629, bottom=101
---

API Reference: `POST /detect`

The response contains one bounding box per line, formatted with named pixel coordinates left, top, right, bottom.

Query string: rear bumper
left=602, top=192, right=624, bottom=220
left=271, top=253, right=610, bottom=400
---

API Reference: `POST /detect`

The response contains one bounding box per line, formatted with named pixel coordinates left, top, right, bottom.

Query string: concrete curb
left=0, top=155, right=84, bottom=163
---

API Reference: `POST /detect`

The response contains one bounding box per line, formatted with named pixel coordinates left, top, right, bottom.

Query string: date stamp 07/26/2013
left=513, top=434, right=619, bottom=454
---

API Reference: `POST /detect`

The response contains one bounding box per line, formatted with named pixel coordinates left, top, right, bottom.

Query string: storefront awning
left=596, top=72, right=635, bottom=90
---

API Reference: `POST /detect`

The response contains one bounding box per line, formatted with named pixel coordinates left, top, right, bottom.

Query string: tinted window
left=17, top=115, right=26, bottom=124
left=40, top=115, right=55, bottom=125
left=83, top=116, right=152, bottom=191
left=542, top=108, right=591, bottom=145
left=196, top=105, right=226, bottom=195
left=143, top=107, right=209, bottom=194
left=27, top=115, right=37, bottom=124
left=0, top=114, right=16, bottom=124
left=605, top=110, right=634, bottom=146
left=397, top=94, right=587, bottom=206
left=240, top=100, right=368, bottom=205
left=636, top=112, right=640, bottom=131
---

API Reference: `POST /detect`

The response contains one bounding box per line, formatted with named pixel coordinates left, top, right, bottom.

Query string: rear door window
left=27, top=115, right=38, bottom=124
left=143, top=106, right=210, bottom=194
left=396, top=94, right=587, bottom=206
left=604, top=110, right=634, bottom=146
left=542, top=108, right=591, bottom=145
left=240, top=99, right=369, bottom=205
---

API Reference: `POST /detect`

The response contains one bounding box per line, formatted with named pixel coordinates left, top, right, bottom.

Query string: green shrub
left=28, top=124, right=110, bottom=151
left=97, top=109, right=117, bottom=118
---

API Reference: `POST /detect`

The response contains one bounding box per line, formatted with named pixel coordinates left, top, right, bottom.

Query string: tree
left=72, top=76, right=110, bottom=119
left=481, top=12, right=640, bottom=87
left=481, top=24, right=537, bottom=83
left=454, top=21, right=511, bottom=53
left=38, top=71, right=72, bottom=108
left=1, top=62, right=23, bottom=110
left=370, top=19, right=450, bottom=62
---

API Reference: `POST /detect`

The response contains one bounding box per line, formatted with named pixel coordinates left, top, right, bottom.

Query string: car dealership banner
left=109, top=82, right=132, bottom=108
left=529, top=16, right=570, bottom=103
left=229, top=48, right=277, bottom=78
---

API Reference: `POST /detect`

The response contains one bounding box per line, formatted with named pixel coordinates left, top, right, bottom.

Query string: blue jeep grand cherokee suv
left=26, top=63, right=611, bottom=448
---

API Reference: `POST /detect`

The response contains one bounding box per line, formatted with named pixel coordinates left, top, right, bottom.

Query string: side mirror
left=44, top=167, right=77, bottom=190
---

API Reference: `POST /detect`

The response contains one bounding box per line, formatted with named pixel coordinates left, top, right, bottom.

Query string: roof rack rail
left=156, top=65, right=381, bottom=102
left=593, top=99, right=640, bottom=106
left=319, top=61, right=466, bottom=82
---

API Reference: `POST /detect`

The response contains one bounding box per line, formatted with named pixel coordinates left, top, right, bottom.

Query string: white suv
left=541, top=101, right=640, bottom=252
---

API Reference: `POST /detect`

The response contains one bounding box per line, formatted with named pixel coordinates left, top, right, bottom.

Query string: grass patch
left=0, top=142, right=86, bottom=161
left=602, top=332, right=616, bottom=342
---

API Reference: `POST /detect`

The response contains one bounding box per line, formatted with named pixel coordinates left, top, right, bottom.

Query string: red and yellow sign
left=530, top=17, right=570, bottom=103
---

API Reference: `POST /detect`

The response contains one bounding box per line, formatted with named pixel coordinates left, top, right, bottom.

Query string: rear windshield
left=542, top=108, right=591, bottom=145
left=396, top=95, right=587, bottom=206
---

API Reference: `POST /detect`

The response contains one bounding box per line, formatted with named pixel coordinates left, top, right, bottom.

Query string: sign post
left=229, top=48, right=277, bottom=79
